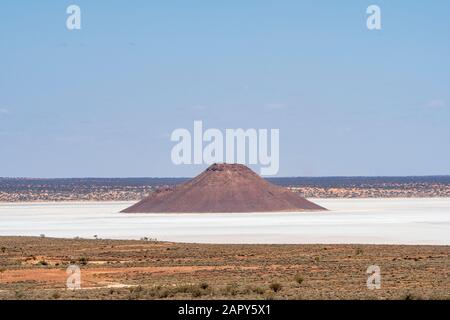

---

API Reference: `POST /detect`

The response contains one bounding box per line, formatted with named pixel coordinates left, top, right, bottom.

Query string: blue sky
left=1, top=0, right=449, bottom=177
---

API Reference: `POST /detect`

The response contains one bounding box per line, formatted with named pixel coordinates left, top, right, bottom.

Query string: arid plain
left=0, top=237, right=448, bottom=300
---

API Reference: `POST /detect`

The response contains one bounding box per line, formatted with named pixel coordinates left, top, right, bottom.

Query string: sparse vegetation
left=140, top=237, right=158, bottom=242
left=0, top=236, right=448, bottom=300
left=264, top=292, right=275, bottom=300
left=78, top=256, right=89, bottom=265
left=125, top=283, right=212, bottom=299
left=294, top=274, right=304, bottom=285
left=1, top=176, right=448, bottom=202
left=190, top=287, right=203, bottom=298
left=51, top=292, right=61, bottom=299
left=252, top=286, right=265, bottom=295
left=269, top=282, right=282, bottom=292
left=224, top=283, right=239, bottom=296
left=402, top=292, right=423, bottom=300
left=157, top=289, right=170, bottom=299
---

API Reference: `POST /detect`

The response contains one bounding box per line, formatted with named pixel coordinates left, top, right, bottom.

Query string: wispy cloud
left=0, top=108, right=10, bottom=115
left=424, top=99, right=447, bottom=110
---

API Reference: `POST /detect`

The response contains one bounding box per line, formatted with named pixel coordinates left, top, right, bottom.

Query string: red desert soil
left=1, top=266, right=257, bottom=287
left=122, top=163, right=326, bottom=213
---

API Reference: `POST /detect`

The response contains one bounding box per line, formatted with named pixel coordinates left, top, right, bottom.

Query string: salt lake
left=0, top=198, right=449, bottom=245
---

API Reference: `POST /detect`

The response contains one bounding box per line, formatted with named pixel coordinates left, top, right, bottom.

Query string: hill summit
left=122, top=163, right=327, bottom=213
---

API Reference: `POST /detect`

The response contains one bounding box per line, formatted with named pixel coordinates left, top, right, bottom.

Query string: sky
left=0, top=0, right=449, bottom=178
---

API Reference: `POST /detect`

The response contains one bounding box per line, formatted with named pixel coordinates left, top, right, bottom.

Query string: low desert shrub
left=157, top=289, right=170, bottom=299
left=191, top=288, right=202, bottom=298
left=51, top=291, right=61, bottom=299
left=224, top=283, right=239, bottom=296
left=199, top=282, right=209, bottom=290
left=269, top=282, right=282, bottom=292
left=252, top=286, right=265, bottom=295
left=264, top=292, right=275, bottom=300
left=402, top=292, right=422, bottom=300
left=294, top=274, right=304, bottom=284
